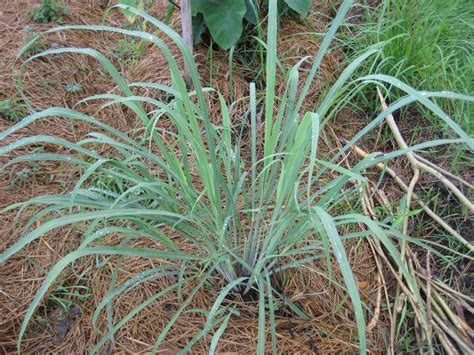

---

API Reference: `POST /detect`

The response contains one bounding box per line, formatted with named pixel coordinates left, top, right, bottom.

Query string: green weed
left=28, top=0, right=68, bottom=24
left=113, top=39, right=146, bottom=63
left=0, top=98, right=27, bottom=122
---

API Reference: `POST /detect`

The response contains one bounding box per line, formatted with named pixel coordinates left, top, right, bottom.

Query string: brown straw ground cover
left=1, top=1, right=472, bottom=354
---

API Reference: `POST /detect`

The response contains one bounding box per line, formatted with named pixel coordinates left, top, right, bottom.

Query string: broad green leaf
left=285, top=0, right=311, bottom=16
left=244, top=0, right=258, bottom=25
left=191, top=0, right=206, bottom=16
left=192, top=13, right=206, bottom=44
left=200, top=0, right=247, bottom=49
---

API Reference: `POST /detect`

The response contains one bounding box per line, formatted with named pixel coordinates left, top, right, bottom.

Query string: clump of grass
left=341, top=0, right=473, bottom=133
left=28, top=0, right=68, bottom=24
left=1, top=0, right=472, bottom=353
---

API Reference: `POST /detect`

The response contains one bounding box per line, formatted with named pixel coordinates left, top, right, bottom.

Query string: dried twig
left=413, top=153, right=474, bottom=190
left=330, top=106, right=473, bottom=353
left=180, top=0, right=193, bottom=85
left=377, top=89, right=473, bottom=213
left=374, top=88, right=473, bottom=353
left=348, top=143, right=473, bottom=252
left=367, top=271, right=382, bottom=332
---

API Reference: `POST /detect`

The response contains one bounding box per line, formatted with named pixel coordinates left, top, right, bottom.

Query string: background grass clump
left=342, top=0, right=473, bottom=133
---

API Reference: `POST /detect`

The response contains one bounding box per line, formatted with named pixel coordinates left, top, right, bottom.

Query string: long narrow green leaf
left=209, top=313, right=232, bottom=355
left=257, top=276, right=266, bottom=355
left=295, top=0, right=354, bottom=113
left=311, top=207, right=366, bottom=355
left=17, top=247, right=195, bottom=350
left=264, top=0, right=278, bottom=160
left=0, top=209, right=191, bottom=263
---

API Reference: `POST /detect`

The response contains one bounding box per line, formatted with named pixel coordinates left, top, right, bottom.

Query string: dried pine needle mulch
left=1, top=1, right=386, bottom=353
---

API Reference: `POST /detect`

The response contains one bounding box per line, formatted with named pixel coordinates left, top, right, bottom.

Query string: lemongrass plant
left=1, top=0, right=473, bottom=353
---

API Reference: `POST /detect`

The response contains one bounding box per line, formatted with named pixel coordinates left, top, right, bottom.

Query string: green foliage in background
left=2, top=0, right=473, bottom=353
left=28, top=0, right=68, bottom=24
left=192, top=0, right=311, bottom=49
left=342, top=0, right=473, bottom=133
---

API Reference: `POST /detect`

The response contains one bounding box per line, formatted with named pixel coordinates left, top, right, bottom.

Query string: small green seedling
left=65, top=83, right=84, bottom=93
left=0, top=98, right=27, bottom=122
left=28, top=0, right=68, bottom=24
left=49, top=285, right=92, bottom=313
